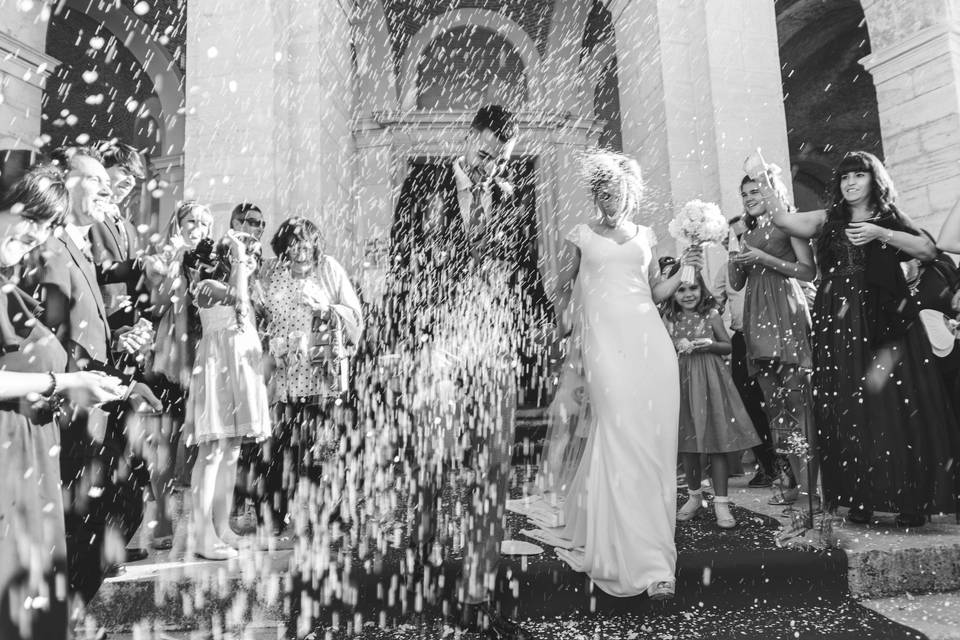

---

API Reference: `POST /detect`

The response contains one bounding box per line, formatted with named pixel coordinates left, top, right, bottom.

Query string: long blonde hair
left=156, top=200, right=212, bottom=252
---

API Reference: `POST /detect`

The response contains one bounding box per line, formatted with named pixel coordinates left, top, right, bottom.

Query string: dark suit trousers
left=731, top=331, right=776, bottom=475
left=60, top=400, right=147, bottom=604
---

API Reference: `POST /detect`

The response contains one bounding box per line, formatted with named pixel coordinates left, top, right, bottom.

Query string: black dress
left=813, top=221, right=960, bottom=514
left=0, top=277, right=69, bottom=640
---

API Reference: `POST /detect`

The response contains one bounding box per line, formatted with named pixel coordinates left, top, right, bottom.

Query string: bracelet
left=881, top=229, right=893, bottom=248
left=44, top=371, right=58, bottom=397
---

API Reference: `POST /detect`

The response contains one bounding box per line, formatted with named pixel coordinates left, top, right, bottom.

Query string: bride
left=546, top=151, right=700, bottom=599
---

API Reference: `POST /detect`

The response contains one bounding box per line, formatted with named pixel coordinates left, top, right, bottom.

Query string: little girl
left=185, top=231, right=271, bottom=559
left=664, top=275, right=760, bottom=529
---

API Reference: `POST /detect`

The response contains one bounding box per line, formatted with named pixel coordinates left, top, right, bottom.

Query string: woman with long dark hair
left=747, top=149, right=959, bottom=526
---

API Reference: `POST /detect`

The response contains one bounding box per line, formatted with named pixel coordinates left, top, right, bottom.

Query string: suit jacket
left=89, top=214, right=145, bottom=330
left=389, top=162, right=551, bottom=344
left=22, top=232, right=112, bottom=370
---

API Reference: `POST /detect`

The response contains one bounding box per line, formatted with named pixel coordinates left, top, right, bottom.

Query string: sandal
left=647, top=580, right=675, bottom=601
left=150, top=535, right=174, bottom=551
left=768, top=487, right=800, bottom=506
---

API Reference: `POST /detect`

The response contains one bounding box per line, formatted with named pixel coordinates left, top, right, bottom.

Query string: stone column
left=0, top=2, right=58, bottom=190
left=608, top=0, right=791, bottom=259
left=860, top=0, right=960, bottom=232
left=184, top=0, right=279, bottom=238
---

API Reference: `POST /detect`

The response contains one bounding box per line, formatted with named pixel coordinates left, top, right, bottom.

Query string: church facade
left=2, top=0, right=959, bottom=293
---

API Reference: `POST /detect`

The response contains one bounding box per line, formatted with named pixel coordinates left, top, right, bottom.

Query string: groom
left=389, top=105, right=546, bottom=640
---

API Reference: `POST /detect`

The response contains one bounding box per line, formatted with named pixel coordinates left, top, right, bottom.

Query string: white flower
left=669, top=199, right=727, bottom=245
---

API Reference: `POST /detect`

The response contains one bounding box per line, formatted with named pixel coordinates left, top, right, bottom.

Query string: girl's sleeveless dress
left=670, top=311, right=760, bottom=454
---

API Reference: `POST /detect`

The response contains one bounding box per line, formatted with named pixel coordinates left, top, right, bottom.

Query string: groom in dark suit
left=388, top=106, right=547, bottom=640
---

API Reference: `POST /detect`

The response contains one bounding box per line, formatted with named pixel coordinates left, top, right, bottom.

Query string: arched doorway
left=777, top=0, right=883, bottom=208
left=41, top=0, right=185, bottom=228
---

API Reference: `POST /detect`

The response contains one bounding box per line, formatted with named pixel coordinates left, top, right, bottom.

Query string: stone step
left=861, top=590, right=960, bottom=640
left=830, top=514, right=960, bottom=600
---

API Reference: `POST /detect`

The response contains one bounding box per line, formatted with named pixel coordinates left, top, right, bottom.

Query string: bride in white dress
left=548, top=151, right=701, bottom=599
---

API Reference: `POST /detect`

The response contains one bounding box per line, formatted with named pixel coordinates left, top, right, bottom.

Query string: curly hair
left=581, top=149, right=644, bottom=221
left=270, top=216, right=324, bottom=265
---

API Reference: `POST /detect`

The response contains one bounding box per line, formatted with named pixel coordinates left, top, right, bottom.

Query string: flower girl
left=663, top=273, right=760, bottom=529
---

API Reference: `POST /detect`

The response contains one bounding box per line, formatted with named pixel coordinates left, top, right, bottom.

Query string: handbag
left=308, top=310, right=348, bottom=394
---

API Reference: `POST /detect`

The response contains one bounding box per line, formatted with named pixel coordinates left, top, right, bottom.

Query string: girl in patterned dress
left=664, top=273, right=760, bottom=529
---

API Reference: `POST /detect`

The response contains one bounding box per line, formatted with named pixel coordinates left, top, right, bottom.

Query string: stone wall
left=184, top=0, right=355, bottom=252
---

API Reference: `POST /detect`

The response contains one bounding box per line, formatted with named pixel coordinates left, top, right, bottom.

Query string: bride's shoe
left=677, top=493, right=704, bottom=522
left=714, top=499, right=737, bottom=529
left=194, top=542, right=239, bottom=561
left=647, top=580, right=675, bottom=601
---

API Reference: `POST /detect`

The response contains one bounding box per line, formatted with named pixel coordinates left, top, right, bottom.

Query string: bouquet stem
left=680, top=264, right=697, bottom=285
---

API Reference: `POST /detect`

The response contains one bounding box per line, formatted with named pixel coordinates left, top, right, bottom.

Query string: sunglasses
left=238, top=217, right=265, bottom=228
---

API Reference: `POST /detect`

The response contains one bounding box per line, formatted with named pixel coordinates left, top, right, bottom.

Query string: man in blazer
left=23, top=147, right=160, bottom=604
left=90, top=142, right=148, bottom=330
left=384, top=106, right=543, bottom=640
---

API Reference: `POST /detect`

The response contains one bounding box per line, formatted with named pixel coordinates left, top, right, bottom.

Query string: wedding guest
left=184, top=231, right=270, bottom=559
left=140, top=201, right=214, bottom=549
left=231, top=202, right=266, bottom=241
left=0, top=165, right=126, bottom=640
left=88, top=142, right=148, bottom=334
left=712, top=216, right=777, bottom=488
left=261, top=217, right=363, bottom=533
left=664, top=274, right=760, bottom=529
left=22, top=147, right=160, bottom=603
left=729, top=174, right=818, bottom=511
left=748, top=149, right=960, bottom=527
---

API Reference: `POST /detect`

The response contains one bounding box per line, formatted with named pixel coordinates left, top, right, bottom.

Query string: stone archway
left=397, top=8, right=543, bottom=111
left=776, top=0, right=882, bottom=205
left=60, top=0, right=184, bottom=159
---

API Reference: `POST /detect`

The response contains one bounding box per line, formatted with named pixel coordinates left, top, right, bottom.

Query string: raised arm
left=650, top=247, right=704, bottom=304
left=937, top=198, right=960, bottom=254
left=757, top=173, right=826, bottom=240
left=744, top=152, right=826, bottom=240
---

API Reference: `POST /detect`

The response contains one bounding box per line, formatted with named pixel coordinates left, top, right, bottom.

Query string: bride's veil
left=534, top=281, right=592, bottom=505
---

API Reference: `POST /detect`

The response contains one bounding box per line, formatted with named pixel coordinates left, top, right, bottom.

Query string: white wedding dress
left=556, top=223, right=680, bottom=597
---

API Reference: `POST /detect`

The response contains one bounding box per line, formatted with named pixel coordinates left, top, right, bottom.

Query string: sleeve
left=645, top=225, right=658, bottom=248
left=20, top=244, right=71, bottom=344
left=565, top=224, right=582, bottom=248
left=325, top=257, right=364, bottom=345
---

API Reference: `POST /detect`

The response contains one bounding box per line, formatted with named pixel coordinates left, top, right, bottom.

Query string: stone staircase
left=831, top=515, right=960, bottom=600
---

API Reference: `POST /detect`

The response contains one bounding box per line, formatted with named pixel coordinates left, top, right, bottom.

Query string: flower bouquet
left=668, top=199, right=728, bottom=284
